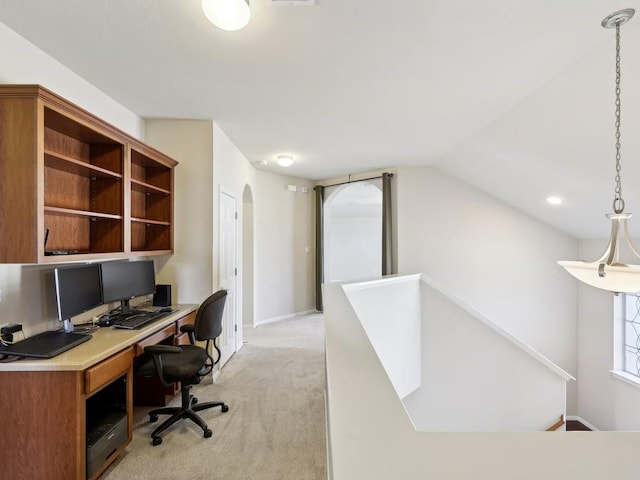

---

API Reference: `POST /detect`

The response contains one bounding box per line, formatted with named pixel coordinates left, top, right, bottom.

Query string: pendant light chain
left=613, top=23, right=625, bottom=214
left=557, top=9, right=640, bottom=294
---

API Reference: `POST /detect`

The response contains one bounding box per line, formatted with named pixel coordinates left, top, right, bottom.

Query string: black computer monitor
left=54, top=263, right=103, bottom=332
left=100, top=260, right=155, bottom=315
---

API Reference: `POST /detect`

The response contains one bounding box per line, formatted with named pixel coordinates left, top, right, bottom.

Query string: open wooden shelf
left=0, top=85, right=177, bottom=263
left=129, top=145, right=174, bottom=253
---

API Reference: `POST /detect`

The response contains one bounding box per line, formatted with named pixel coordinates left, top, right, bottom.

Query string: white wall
left=144, top=120, right=215, bottom=304
left=342, top=275, right=421, bottom=399
left=253, top=170, right=315, bottom=323
left=242, top=186, right=255, bottom=326
left=397, top=166, right=579, bottom=413
left=211, top=123, right=257, bottom=298
left=145, top=120, right=258, bottom=350
left=0, top=21, right=144, bottom=336
left=404, top=278, right=569, bottom=432
left=576, top=239, right=640, bottom=430
left=146, top=121, right=315, bottom=327
left=0, top=22, right=143, bottom=138
left=324, top=279, right=640, bottom=480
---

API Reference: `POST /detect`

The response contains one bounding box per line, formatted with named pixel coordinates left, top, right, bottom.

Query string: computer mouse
left=96, top=318, right=112, bottom=327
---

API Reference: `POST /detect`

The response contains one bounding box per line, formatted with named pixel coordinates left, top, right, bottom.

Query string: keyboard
left=111, top=311, right=169, bottom=330
left=0, top=331, right=91, bottom=358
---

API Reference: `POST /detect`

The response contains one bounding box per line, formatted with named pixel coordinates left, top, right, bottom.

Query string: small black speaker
left=153, top=284, right=172, bottom=307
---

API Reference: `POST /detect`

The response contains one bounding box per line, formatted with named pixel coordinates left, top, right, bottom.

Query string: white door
left=219, top=191, right=238, bottom=367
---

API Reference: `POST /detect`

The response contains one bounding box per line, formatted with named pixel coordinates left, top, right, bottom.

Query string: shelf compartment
left=45, top=166, right=122, bottom=216
left=131, top=222, right=171, bottom=252
left=44, top=108, right=124, bottom=174
left=131, top=149, right=171, bottom=191
left=131, top=178, right=170, bottom=195
left=45, top=151, right=123, bottom=180
left=131, top=188, right=171, bottom=223
left=45, top=210, right=123, bottom=254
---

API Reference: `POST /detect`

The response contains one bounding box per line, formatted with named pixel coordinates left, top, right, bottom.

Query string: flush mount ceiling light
left=276, top=155, right=294, bottom=167
left=558, top=8, right=640, bottom=293
left=202, top=0, right=250, bottom=31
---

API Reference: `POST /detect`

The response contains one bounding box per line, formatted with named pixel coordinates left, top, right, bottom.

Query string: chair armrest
left=180, top=324, right=196, bottom=345
left=180, top=324, right=194, bottom=334
left=144, top=345, right=182, bottom=355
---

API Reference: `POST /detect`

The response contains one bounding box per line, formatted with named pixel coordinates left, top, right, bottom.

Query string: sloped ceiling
left=1, top=0, right=640, bottom=239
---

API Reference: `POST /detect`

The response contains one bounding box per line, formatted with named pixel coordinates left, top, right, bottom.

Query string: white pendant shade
left=559, top=213, right=640, bottom=293
left=202, top=0, right=250, bottom=31
left=558, top=260, right=640, bottom=293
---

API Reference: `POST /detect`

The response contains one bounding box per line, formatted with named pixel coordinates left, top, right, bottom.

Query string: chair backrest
left=194, top=289, right=227, bottom=341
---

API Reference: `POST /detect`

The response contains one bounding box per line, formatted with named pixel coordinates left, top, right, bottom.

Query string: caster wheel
left=221, top=404, right=229, bottom=413
left=192, top=397, right=198, bottom=405
left=149, top=414, right=158, bottom=423
left=152, top=436, right=162, bottom=446
left=204, top=428, right=213, bottom=438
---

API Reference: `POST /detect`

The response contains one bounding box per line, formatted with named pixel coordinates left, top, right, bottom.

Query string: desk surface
left=0, top=304, right=197, bottom=372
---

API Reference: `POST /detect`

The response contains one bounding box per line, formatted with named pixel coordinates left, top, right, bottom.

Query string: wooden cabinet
left=0, top=85, right=177, bottom=263
left=0, top=350, right=133, bottom=480
left=0, top=306, right=197, bottom=480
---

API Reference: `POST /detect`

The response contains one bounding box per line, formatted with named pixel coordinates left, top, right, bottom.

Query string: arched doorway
left=324, top=181, right=383, bottom=282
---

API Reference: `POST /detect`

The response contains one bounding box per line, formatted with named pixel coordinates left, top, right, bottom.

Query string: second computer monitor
left=100, top=260, right=155, bottom=314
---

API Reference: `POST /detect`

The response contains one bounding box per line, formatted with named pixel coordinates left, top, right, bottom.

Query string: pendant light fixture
left=558, top=8, right=640, bottom=293
left=202, top=0, right=250, bottom=31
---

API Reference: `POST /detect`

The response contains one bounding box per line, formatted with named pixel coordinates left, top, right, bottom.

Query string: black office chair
left=137, top=290, right=230, bottom=446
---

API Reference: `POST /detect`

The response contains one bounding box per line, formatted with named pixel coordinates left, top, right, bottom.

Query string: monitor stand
left=63, top=318, right=74, bottom=333
left=120, top=299, right=134, bottom=316
left=120, top=298, right=140, bottom=318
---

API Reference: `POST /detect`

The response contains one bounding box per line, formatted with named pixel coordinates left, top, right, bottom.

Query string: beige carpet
left=102, top=313, right=327, bottom=480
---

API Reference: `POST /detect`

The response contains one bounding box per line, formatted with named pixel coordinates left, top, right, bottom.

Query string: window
left=616, top=293, right=640, bottom=379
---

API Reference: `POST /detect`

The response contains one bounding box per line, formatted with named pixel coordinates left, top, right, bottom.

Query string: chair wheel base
left=149, top=414, right=158, bottom=423
left=204, top=428, right=213, bottom=438
left=152, top=436, right=162, bottom=446
left=221, top=404, right=229, bottom=412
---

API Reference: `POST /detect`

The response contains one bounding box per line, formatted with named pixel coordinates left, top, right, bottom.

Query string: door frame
left=218, top=188, right=240, bottom=366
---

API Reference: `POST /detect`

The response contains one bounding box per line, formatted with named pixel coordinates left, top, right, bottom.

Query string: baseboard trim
left=254, top=310, right=317, bottom=327
left=566, top=415, right=598, bottom=431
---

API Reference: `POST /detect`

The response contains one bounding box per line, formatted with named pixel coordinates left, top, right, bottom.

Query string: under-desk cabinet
left=0, top=84, right=177, bottom=263
left=0, top=347, right=134, bottom=480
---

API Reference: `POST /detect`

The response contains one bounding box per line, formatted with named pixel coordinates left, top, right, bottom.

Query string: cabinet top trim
left=0, top=84, right=178, bottom=168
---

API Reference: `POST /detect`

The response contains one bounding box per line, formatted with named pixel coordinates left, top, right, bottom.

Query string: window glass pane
left=625, top=294, right=640, bottom=315
left=623, top=293, right=640, bottom=377
left=625, top=346, right=640, bottom=375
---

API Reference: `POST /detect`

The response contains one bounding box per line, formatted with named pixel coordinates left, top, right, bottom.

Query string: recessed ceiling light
left=546, top=196, right=563, bottom=205
left=276, top=155, right=294, bottom=167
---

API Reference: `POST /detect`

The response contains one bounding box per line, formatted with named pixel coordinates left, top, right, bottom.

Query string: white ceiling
left=1, top=1, right=640, bottom=239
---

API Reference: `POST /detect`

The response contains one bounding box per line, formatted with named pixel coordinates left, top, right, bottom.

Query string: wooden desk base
left=0, top=306, right=196, bottom=480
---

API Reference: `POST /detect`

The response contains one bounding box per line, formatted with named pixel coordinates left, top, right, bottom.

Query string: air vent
left=267, top=0, right=316, bottom=6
